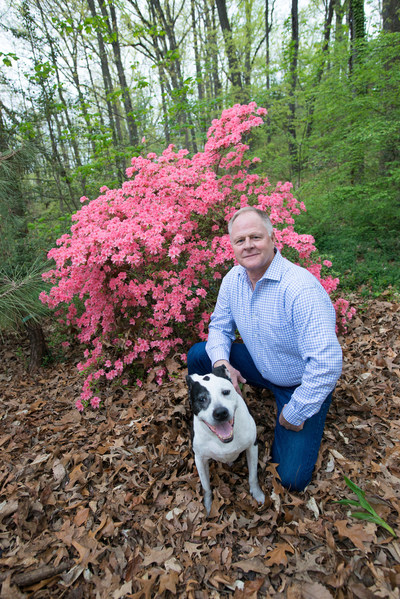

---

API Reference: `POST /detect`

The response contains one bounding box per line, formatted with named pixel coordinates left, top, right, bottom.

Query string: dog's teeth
left=206, top=419, right=234, bottom=441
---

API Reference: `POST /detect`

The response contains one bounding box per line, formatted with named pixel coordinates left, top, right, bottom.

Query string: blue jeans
left=187, top=342, right=332, bottom=492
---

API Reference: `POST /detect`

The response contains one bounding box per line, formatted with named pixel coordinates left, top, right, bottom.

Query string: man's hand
left=213, top=360, right=246, bottom=394
left=279, top=404, right=304, bottom=431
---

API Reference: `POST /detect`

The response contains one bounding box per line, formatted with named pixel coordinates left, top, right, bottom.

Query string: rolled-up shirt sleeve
left=206, top=276, right=237, bottom=366
left=281, top=287, right=343, bottom=426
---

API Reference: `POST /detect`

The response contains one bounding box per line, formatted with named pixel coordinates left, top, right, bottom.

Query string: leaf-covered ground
left=1, top=294, right=399, bottom=598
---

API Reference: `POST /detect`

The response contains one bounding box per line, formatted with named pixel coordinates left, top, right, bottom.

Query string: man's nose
left=243, top=236, right=253, bottom=248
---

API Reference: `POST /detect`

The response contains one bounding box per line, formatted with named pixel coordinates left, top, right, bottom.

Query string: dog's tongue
left=211, top=420, right=234, bottom=441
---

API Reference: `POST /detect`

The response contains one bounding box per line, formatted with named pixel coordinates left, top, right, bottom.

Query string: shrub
left=40, top=103, right=354, bottom=410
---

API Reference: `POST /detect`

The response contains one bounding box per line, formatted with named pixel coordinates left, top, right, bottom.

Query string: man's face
left=230, top=212, right=275, bottom=282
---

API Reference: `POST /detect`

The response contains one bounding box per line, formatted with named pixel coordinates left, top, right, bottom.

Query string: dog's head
left=186, top=366, right=239, bottom=444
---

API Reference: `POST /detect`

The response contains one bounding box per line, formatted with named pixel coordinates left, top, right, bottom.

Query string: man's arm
left=206, top=274, right=244, bottom=390
left=281, top=287, right=342, bottom=428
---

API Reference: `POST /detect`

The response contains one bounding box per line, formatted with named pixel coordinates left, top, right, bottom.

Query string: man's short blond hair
left=228, top=206, right=273, bottom=237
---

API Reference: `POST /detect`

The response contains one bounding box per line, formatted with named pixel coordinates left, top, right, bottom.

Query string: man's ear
left=212, top=364, right=231, bottom=381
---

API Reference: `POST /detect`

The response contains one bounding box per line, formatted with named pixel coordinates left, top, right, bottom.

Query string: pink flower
left=90, top=396, right=101, bottom=409
left=75, top=399, right=84, bottom=412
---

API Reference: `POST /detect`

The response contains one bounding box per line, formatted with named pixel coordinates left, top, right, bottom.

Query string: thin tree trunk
left=97, top=0, right=139, bottom=147
left=349, top=0, right=365, bottom=74
left=191, top=0, right=206, bottom=136
left=265, top=0, right=275, bottom=142
left=25, top=322, right=49, bottom=374
left=244, top=0, right=252, bottom=88
left=215, top=0, right=244, bottom=100
left=204, top=0, right=222, bottom=110
left=35, top=0, right=87, bottom=196
left=288, top=0, right=299, bottom=180
left=87, top=0, right=124, bottom=182
left=382, top=0, right=400, bottom=32
left=305, top=0, right=335, bottom=138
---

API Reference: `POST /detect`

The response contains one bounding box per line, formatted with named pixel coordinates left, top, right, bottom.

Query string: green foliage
left=288, top=31, right=400, bottom=293
left=0, top=261, right=50, bottom=334
left=334, top=476, right=397, bottom=538
left=0, top=1, right=399, bottom=298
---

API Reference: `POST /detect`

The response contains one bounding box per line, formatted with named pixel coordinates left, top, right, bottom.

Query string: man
left=187, top=206, right=342, bottom=491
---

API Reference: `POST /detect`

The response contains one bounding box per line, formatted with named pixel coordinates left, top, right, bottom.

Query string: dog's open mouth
left=205, top=418, right=234, bottom=443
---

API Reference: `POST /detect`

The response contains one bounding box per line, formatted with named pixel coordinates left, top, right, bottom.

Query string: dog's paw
left=204, top=492, right=213, bottom=516
left=250, top=485, right=265, bottom=505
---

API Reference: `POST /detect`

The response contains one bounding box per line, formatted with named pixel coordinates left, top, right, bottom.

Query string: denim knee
left=276, top=465, right=312, bottom=492
left=187, top=342, right=211, bottom=375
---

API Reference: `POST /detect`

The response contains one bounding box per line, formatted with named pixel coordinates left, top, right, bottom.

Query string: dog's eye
left=221, top=389, right=230, bottom=396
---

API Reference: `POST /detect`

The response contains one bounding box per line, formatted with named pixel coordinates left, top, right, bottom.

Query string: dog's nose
left=213, top=407, right=229, bottom=422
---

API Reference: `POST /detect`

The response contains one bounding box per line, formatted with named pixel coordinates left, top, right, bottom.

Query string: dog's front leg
left=195, top=454, right=213, bottom=515
left=246, top=443, right=265, bottom=505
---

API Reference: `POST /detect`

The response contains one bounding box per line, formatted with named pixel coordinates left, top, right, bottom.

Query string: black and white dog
left=186, top=365, right=265, bottom=515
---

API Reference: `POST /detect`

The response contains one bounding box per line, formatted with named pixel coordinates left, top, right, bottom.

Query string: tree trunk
left=305, top=0, right=335, bottom=138
left=348, top=0, right=366, bottom=183
left=349, top=0, right=365, bottom=73
left=204, top=0, right=222, bottom=110
left=244, top=0, right=252, bottom=88
left=215, top=0, right=244, bottom=100
left=97, top=0, right=139, bottom=147
left=287, top=0, right=299, bottom=180
left=25, top=322, right=49, bottom=374
left=265, top=0, right=275, bottom=142
left=87, top=0, right=125, bottom=182
left=382, top=0, right=400, bottom=32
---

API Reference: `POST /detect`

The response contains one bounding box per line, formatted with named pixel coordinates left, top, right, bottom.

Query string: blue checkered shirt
left=206, top=250, right=342, bottom=425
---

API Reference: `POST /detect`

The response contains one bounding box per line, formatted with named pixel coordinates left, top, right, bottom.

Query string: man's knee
left=187, top=342, right=211, bottom=375
left=277, top=464, right=312, bottom=492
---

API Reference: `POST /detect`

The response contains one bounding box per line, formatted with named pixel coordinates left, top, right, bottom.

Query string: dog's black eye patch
left=203, top=376, right=210, bottom=381
left=189, top=380, right=211, bottom=415
left=221, top=389, right=231, bottom=396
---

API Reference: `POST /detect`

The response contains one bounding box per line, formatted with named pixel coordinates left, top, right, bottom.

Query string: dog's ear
left=185, top=374, right=193, bottom=391
left=212, top=364, right=232, bottom=382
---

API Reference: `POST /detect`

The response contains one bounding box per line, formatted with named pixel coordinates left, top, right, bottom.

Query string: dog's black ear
left=186, top=374, right=193, bottom=391
left=212, top=364, right=231, bottom=381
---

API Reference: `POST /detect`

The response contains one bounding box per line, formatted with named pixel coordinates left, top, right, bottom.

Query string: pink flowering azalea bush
left=40, top=103, right=355, bottom=411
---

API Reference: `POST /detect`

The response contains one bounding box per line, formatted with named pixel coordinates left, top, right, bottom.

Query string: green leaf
left=343, top=476, right=365, bottom=498
left=343, top=476, right=378, bottom=516
left=332, top=499, right=361, bottom=507
left=352, top=512, right=397, bottom=537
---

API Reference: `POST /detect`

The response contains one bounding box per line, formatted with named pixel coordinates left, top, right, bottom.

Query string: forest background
left=0, top=0, right=399, bottom=351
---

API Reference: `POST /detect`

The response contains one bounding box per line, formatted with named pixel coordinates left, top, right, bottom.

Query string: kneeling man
left=187, top=206, right=342, bottom=491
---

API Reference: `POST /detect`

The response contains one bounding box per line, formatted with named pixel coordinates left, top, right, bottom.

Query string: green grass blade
left=344, top=476, right=365, bottom=498
left=332, top=499, right=361, bottom=507
left=343, top=476, right=379, bottom=517
left=352, top=512, right=397, bottom=537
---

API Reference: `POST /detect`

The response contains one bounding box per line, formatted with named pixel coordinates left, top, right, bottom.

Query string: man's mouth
left=204, top=418, right=234, bottom=443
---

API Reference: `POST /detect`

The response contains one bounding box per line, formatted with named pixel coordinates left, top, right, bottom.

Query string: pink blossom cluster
left=40, top=103, right=353, bottom=410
